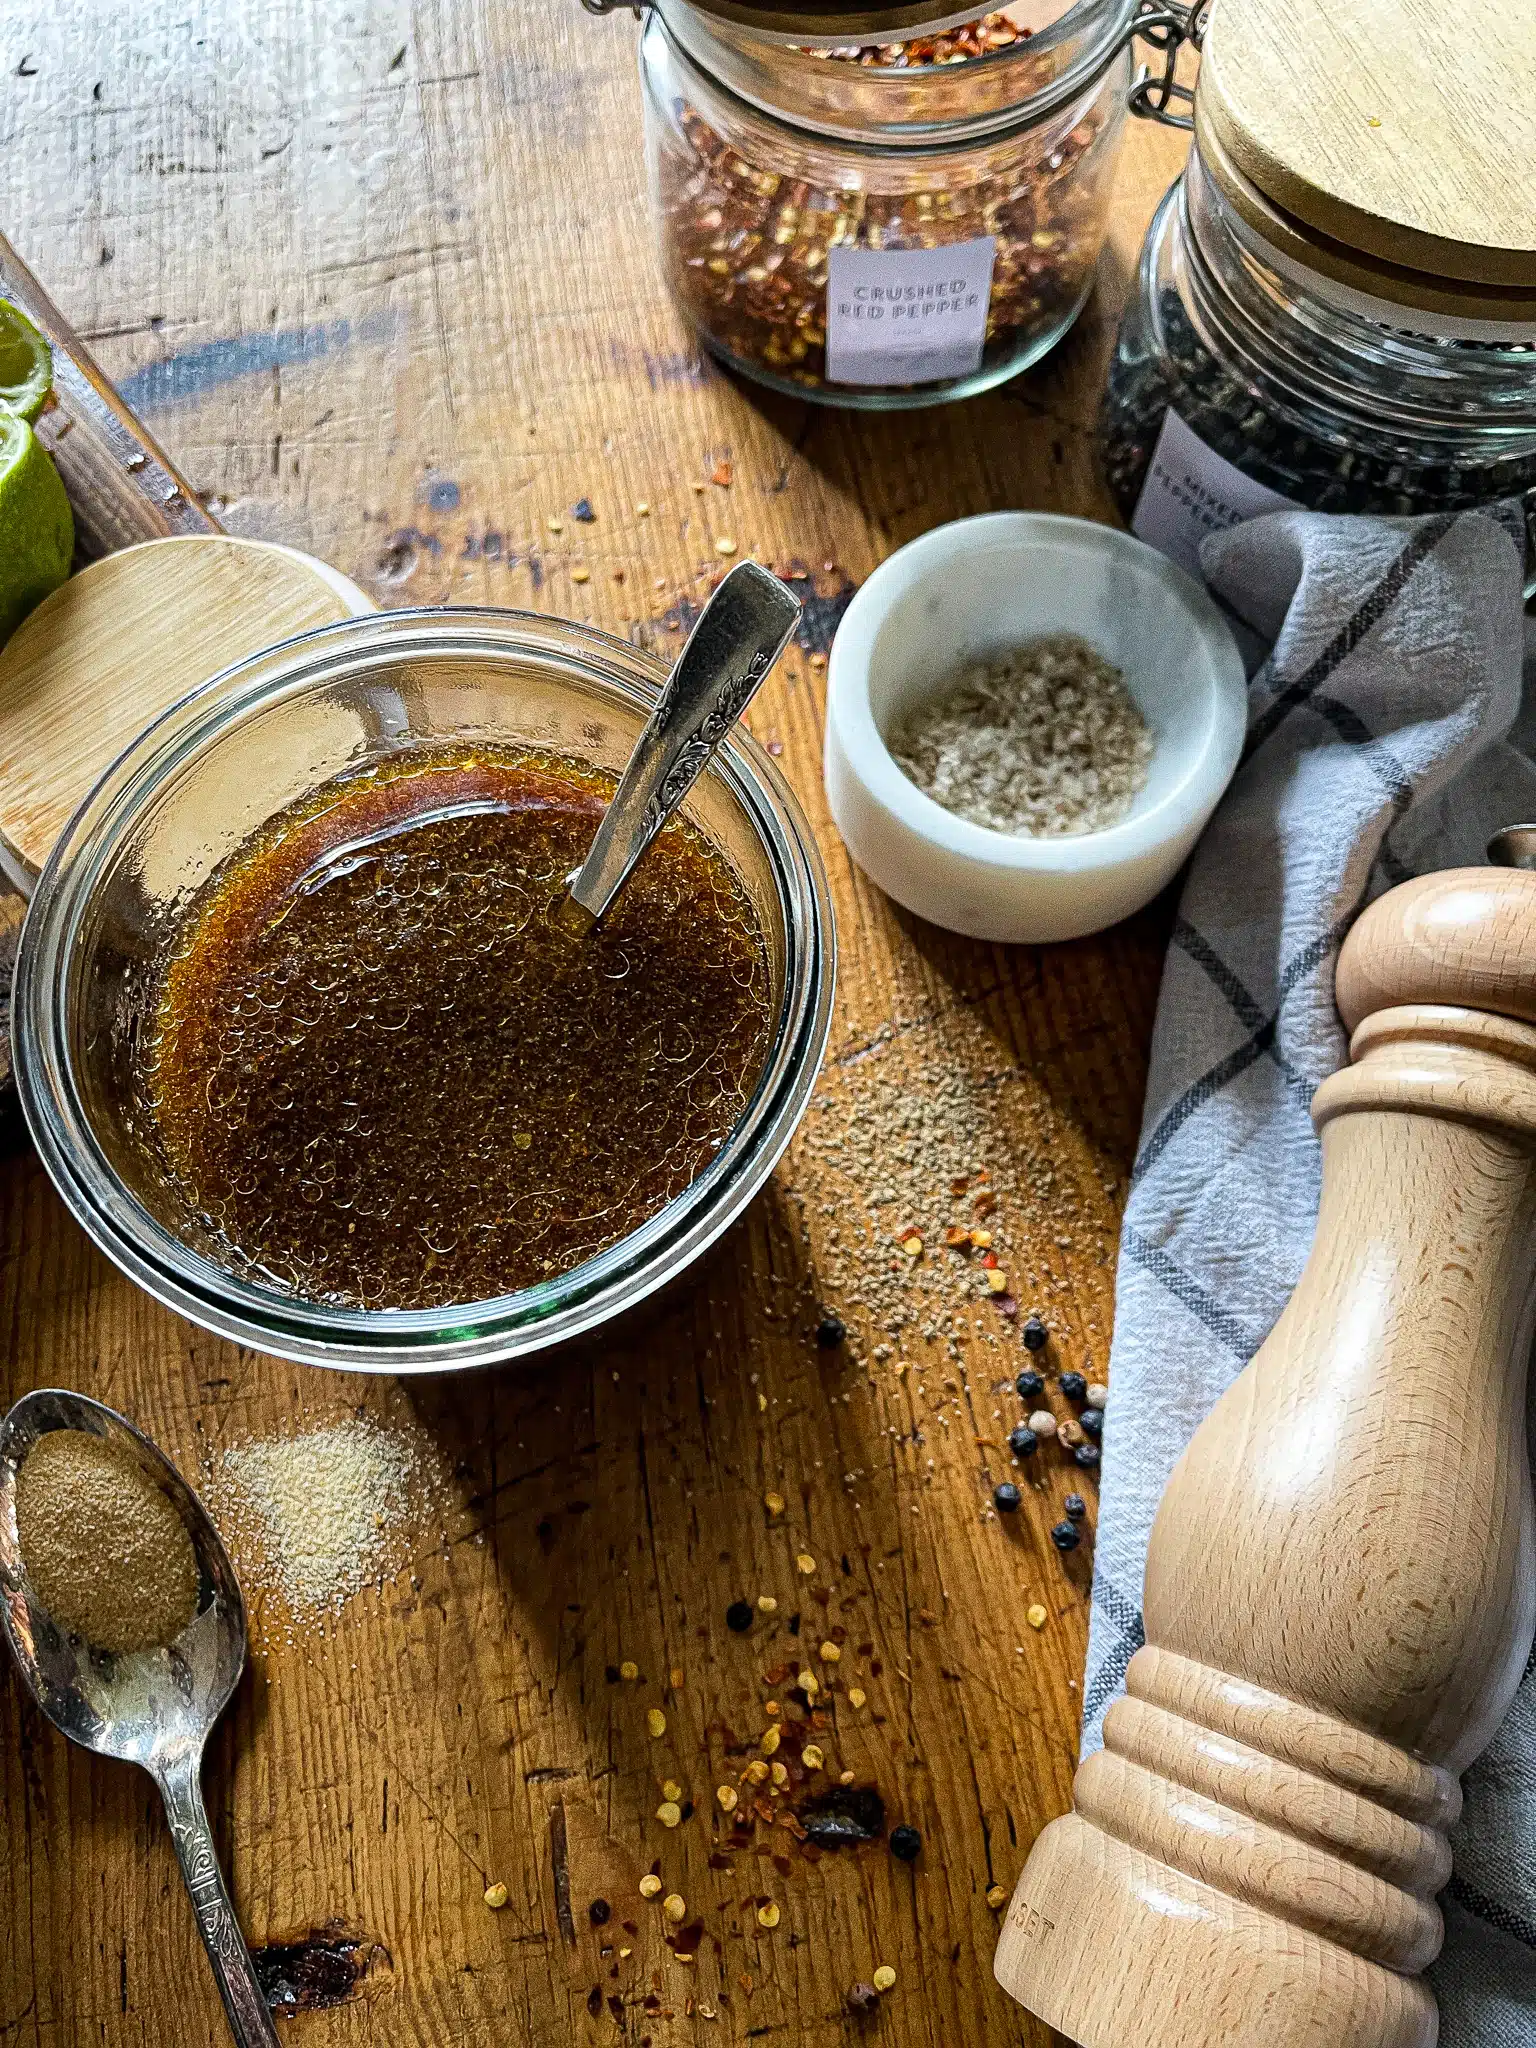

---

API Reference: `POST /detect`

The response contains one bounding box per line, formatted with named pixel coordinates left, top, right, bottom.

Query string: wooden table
left=0, top=7, right=1191, bottom=2042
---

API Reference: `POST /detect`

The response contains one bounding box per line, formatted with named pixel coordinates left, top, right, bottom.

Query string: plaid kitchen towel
left=1079, top=502, right=1536, bottom=2045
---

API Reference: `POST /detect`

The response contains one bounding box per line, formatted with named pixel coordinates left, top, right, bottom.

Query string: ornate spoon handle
left=562, top=560, right=801, bottom=929
left=156, top=1750, right=281, bottom=2048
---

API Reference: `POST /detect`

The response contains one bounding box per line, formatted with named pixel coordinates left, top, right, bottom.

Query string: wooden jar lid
left=0, top=535, right=373, bottom=886
left=1192, top=100, right=1536, bottom=335
left=1199, top=0, right=1536, bottom=299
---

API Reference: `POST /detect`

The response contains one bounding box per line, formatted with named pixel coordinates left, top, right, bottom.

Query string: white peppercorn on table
left=0, top=1, right=1195, bottom=2043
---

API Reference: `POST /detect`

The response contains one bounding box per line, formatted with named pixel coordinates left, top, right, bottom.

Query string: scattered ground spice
left=15, top=1428, right=198, bottom=1654
left=788, top=1005, right=1115, bottom=1355
left=889, top=636, right=1153, bottom=838
left=205, top=1415, right=441, bottom=1629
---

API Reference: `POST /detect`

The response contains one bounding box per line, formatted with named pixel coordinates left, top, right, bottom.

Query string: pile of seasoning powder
left=204, top=1414, right=444, bottom=1636
left=889, top=635, right=1153, bottom=837
left=15, top=1428, right=199, bottom=1653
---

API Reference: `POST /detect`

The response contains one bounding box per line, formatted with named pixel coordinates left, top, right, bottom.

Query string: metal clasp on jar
left=1124, top=0, right=1212, bottom=129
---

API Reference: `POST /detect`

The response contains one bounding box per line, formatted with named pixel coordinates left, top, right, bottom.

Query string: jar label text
left=1132, top=406, right=1299, bottom=582
left=825, top=238, right=996, bottom=388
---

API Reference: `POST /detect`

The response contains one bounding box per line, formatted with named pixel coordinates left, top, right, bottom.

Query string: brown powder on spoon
left=15, top=1428, right=199, bottom=1653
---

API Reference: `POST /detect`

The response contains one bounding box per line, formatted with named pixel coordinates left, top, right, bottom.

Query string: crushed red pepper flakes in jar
left=638, top=3, right=1131, bottom=405
left=811, top=10, right=1031, bottom=66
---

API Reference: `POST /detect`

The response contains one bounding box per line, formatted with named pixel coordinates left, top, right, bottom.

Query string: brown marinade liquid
left=145, top=746, right=773, bottom=1310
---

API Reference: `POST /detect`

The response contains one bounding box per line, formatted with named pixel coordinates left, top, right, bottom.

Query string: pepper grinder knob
left=994, top=867, right=1536, bottom=2048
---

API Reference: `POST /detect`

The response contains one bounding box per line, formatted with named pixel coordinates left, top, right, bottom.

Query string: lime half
left=0, top=410, right=74, bottom=642
left=0, top=299, right=53, bottom=424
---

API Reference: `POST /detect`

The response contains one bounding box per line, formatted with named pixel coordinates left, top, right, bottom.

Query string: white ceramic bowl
left=825, top=513, right=1247, bottom=943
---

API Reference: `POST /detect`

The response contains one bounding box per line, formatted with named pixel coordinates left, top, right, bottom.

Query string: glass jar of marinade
left=586, top=1, right=1205, bottom=409
left=1103, top=0, right=1536, bottom=582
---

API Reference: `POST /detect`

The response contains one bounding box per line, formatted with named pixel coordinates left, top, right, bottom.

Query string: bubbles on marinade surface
left=145, top=746, right=772, bottom=1310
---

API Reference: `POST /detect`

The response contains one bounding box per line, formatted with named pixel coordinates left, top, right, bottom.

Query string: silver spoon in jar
left=0, top=1388, right=278, bottom=2048
left=558, top=558, right=802, bottom=933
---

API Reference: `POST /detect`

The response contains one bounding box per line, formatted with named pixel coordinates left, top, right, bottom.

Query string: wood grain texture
left=0, top=2, right=1193, bottom=2043
left=0, top=227, right=221, bottom=559
left=1190, top=103, right=1536, bottom=331
left=1335, top=867, right=1536, bottom=1033
left=996, top=876, right=1536, bottom=2047
left=1201, top=0, right=1536, bottom=287
left=0, top=536, right=374, bottom=881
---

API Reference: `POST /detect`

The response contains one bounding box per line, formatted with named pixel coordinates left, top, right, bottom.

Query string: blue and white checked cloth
left=1082, top=503, right=1536, bottom=2044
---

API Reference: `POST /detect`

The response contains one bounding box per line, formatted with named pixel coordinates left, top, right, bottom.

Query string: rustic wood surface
left=0, top=4, right=1191, bottom=2043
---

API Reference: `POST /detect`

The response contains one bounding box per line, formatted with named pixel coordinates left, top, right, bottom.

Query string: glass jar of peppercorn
left=595, top=0, right=1185, bottom=408
left=1103, top=0, right=1536, bottom=587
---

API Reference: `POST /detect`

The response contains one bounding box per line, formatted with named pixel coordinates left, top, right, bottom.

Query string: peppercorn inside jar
left=1102, top=0, right=1536, bottom=586
left=636, top=2, right=1137, bottom=408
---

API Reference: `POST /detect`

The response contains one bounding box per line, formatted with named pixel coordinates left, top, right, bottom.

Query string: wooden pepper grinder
left=995, top=866, right=1536, bottom=2048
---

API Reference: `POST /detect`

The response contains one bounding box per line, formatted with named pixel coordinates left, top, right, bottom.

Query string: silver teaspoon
left=0, top=1389, right=278, bottom=2048
left=560, top=558, right=802, bottom=932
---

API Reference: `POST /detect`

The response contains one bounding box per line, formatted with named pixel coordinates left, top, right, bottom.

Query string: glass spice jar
left=1102, top=0, right=1536, bottom=583
left=631, top=2, right=1145, bottom=407
left=1103, top=151, right=1536, bottom=578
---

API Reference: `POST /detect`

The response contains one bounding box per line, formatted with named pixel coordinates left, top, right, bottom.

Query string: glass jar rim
left=14, top=609, right=837, bottom=1373
left=651, top=0, right=1138, bottom=148
left=1185, top=148, right=1536, bottom=367
left=1191, top=118, right=1536, bottom=348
